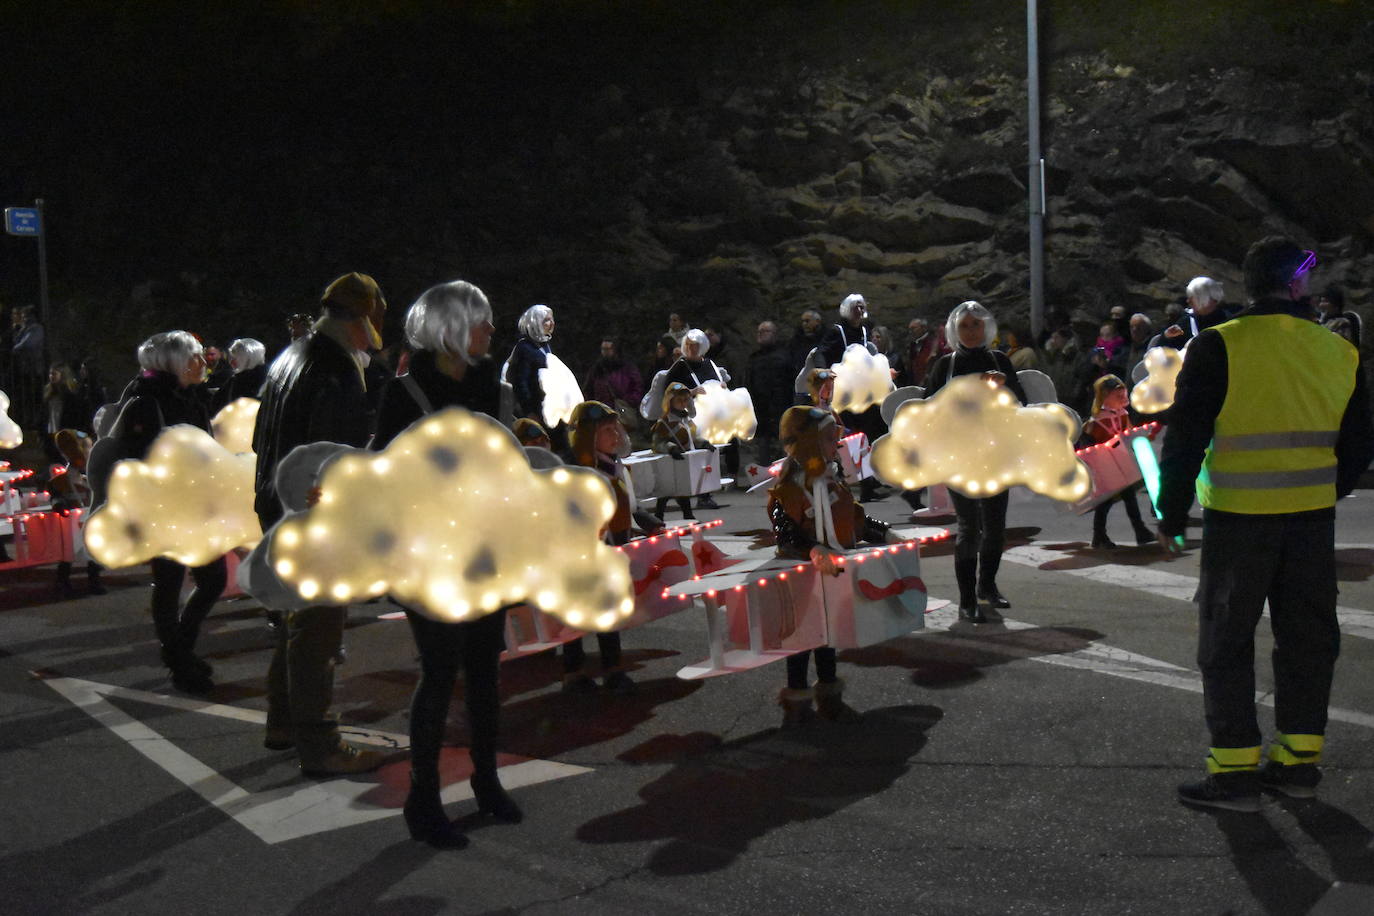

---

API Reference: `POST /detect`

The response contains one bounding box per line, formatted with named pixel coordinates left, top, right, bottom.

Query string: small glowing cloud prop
left=0, top=390, right=21, bottom=449
left=212, top=398, right=260, bottom=455
left=1130, top=346, right=1185, bottom=414
left=85, top=425, right=261, bottom=568
left=871, top=374, right=1091, bottom=502
left=269, top=407, right=634, bottom=628
left=538, top=354, right=585, bottom=428
left=831, top=344, right=894, bottom=414
left=693, top=380, right=757, bottom=445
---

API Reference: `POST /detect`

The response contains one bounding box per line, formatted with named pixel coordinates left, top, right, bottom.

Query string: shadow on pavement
left=287, top=842, right=449, bottom=916
left=575, top=704, right=942, bottom=875
left=1335, top=548, right=1374, bottom=583
left=839, top=626, right=1103, bottom=689
left=1033, top=540, right=1198, bottom=570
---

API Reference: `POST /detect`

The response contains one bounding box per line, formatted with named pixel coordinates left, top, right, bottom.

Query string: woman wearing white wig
left=90, top=331, right=226, bottom=692
left=503, top=304, right=566, bottom=446
left=664, top=328, right=727, bottom=510
left=923, top=301, right=1028, bottom=623
left=370, top=280, right=521, bottom=849
left=211, top=338, right=268, bottom=411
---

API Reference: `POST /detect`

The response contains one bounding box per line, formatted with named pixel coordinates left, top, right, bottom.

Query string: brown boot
left=300, top=741, right=386, bottom=777
left=777, top=687, right=815, bottom=728
left=814, top=679, right=861, bottom=722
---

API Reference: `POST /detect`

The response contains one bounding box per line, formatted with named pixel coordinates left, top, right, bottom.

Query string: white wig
left=1186, top=276, right=1224, bottom=305
left=137, top=331, right=203, bottom=375
left=944, top=300, right=998, bottom=350
left=518, top=304, right=554, bottom=343
left=682, top=328, right=710, bottom=357
left=839, top=293, right=867, bottom=321
left=227, top=338, right=266, bottom=372
left=404, top=280, right=493, bottom=365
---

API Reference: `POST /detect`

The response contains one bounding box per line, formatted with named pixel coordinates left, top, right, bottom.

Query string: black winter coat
left=252, top=332, right=371, bottom=528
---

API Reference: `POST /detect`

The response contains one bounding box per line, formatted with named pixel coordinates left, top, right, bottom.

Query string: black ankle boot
left=1133, top=523, right=1155, bottom=546
left=55, top=562, right=77, bottom=598
left=1091, top=531, right=1118, bottom=549
left=87, top=562, right=107, bottom=595
left=977, top=584, right=1010, bottom=609
left=470, top=750, right=523, bottom=823
left=404, top=770, right=468, bottom=849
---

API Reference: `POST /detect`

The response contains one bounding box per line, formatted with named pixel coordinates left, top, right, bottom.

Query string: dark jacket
left=1157, top=297, right=1374, bottom=536
left=818, top=321, right=869, bottom=367
left=1147, top=304, right=1240, bottom=351
left=253, top=331, right=371, bottom=528
left=787, top=327, right=824, bottom=374
left=87, top=371, right=210, bottom=512
left=665, top=357, right=722, bottom=390
left=211, top=363, right=268, bottom=412
left=923, top=347, right=1029, bottom=405
left=506, top=336, right=549, bottom=419
left=371, top=350, right=502, bottom=450
left=744, top=342, right=795, bottom=428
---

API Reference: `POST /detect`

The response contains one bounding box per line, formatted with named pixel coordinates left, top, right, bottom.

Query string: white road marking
left=42, top=676, right=589, bottom=844
left=1002, top=544, right=1374, bottom=642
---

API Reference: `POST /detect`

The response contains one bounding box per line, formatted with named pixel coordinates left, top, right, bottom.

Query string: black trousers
left=948, top=489, right=1010, bottom=600
left=404, top=607, right=507, bottom=776
left=149, top=556, right=227, bottom=657
left=1092, top=483, right=1146, bottom=532
left=786, top=647, right=837, bottom=689
left=1196, top=508, right=1341, bottom=748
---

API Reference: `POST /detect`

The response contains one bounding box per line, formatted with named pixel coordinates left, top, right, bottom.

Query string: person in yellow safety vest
left=1158, top=237, right=1374, bottom=812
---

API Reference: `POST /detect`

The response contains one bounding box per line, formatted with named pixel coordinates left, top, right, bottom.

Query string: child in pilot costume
left=650, top=381, right=714, bottom=521
left=561, top=400, right=643, bottom=693
left=768, top=405, right=904, bottom=725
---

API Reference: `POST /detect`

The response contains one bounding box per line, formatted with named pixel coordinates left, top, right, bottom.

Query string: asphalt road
left=3, top=483, right=1374, bottom=915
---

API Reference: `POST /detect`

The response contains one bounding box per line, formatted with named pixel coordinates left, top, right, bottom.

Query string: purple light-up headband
left=1292, top=249, right=1317, bottom=281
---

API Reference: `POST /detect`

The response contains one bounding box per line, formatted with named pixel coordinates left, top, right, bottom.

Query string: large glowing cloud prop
left=0, top=390, right=20, bottom=449
left=212, top=398, right=260, bottom=455
left=539, top=353, right=585, bottom=428
left=871, top=374, right=1091, bottom=501
left=831, top=344, right=894, bottom=414
left=1130, top=346, right=1185, bottom=414
left=693, top=380, right=757, bottom=445
left=269, top=407, right=634, bottom=628
left=85, top=425, right=261, bottom=568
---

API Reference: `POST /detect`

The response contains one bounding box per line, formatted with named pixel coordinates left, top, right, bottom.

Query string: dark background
left=3, top=0, right=1371, bottom=382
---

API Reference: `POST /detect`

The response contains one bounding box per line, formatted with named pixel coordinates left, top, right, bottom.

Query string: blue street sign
left=5, top=207, right=40, bottom=236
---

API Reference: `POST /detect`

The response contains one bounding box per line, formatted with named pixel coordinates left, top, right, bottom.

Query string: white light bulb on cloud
left=693, top=380, right=757, bottom=445
left=212, top=398, right=260, bottom=454
left=0, top=390, right=21, bottom=449
left=870, top=374, right=1091, bottom=501
left=539, top=354, right=585, bottom=428
left=268, top=407, right=634, bottom=628
left=830, top=344, right=894, bottom=414
left=1130, top=346, right=1185, bottom=414
left=85, top=425, right=261, bottom=568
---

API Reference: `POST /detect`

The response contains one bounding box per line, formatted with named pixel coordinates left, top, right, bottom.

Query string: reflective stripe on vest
left=1197, top=313, right=1356, bottom=514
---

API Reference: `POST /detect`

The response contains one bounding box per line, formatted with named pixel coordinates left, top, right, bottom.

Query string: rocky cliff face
left=8, top=1, right=1373, bottom=371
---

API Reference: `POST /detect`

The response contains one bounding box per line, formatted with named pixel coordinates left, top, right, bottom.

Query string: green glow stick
left=1130, top=433, right=1184, bottom=548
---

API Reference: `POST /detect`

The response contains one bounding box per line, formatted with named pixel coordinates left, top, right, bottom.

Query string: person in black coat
left=818, top=293, right=887, bottom=501
left=102, top=332, right=226, bottom=693
left=745, top=320, right=795, bottom=464
left=210, top=338, right=268, bottom=412
left=924, top=300, right=1029, bottom=623
left=665, top=328, right=729, bottom=509
left=371, top=279, right=521, bottom=849
left=251, top=272, right=387, bottom=777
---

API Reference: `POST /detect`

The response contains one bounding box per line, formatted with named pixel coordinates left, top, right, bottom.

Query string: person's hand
left=981, top=370, right=1006, bottom=386
left=1156, top=526, right=1183, bottom=554
left=306, top=486, right=323, bottom=508
left=809, top=545, right=843, bottom=577
left=1164, top=325, right=1184, bottom=340
left=668, top=444, right=685, bottom=460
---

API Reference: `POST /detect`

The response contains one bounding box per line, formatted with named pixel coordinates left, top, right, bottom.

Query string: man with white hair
left=1150, top=277, right=1238, bottom=350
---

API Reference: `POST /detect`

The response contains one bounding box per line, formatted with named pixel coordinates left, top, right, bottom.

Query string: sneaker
left=1259, top=761, right=1321, bottom=799
left=1177, top=772, right=1262, bottom=812
left=301, top=743, right=386, bottom=777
